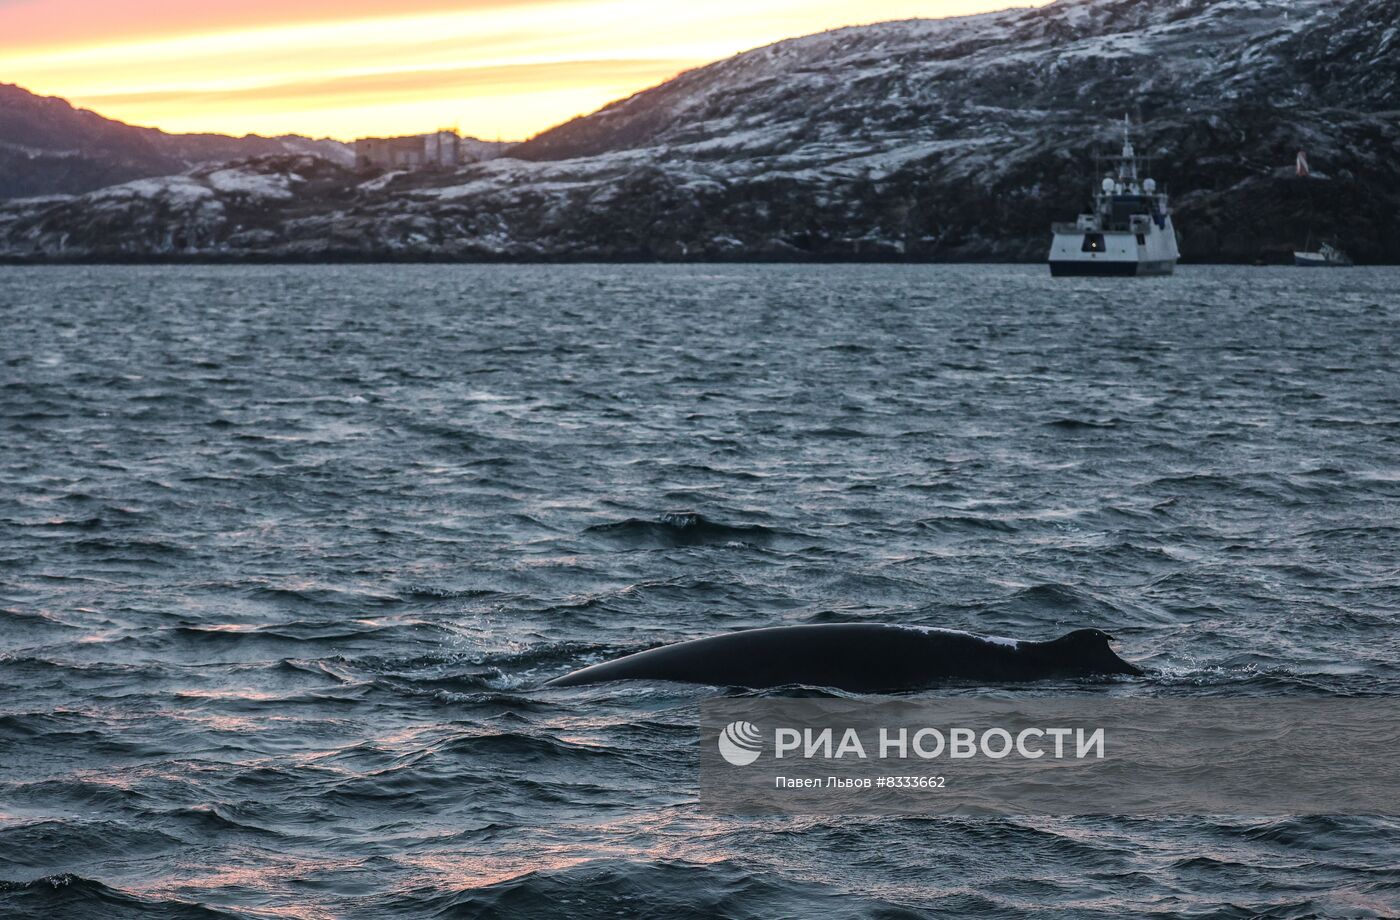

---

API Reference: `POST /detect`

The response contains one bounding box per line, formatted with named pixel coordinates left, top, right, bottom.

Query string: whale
left=544, top=624, right=1141, bottom=693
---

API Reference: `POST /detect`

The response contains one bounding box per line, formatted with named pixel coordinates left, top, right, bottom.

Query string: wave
left=398, top=585, right=502, bottom=601
left=386, top=857, right=900, bottom=919
left=368, top=643, right=618, bottom=699
left=154, top=804, right=288, bottom=839
left=1044, top=416, right=1125, bottom=430
left=915, top=516, right=1019, bottom=534
left=430, top=731, right=619, bottom=763
left=243, top=583, right=405, bottom=610
left=0, top=711, right=141, bottom=743
left=0, top=875, right=239, bottom=919
left=585, top=512, right=793, bottom=548
left=1003, top=583, right=1110, bottom=614
left=67, top=537, right=191, bottom=561
left=169, top=618, right=450, bottom=644
left=803, top=425, right=869, bottom=439
left=0, top=820, right=185, bottom=870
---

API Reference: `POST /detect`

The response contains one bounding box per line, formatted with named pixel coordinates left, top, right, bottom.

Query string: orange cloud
left=0, top=0, right=1049, bottom=140
left=84, top=59, right=692, bottom=110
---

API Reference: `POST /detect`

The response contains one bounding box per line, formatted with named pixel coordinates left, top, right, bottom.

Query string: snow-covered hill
left=516, top=0, right=1398, bottom=163
left=2, top=0, right=1397, bottom=262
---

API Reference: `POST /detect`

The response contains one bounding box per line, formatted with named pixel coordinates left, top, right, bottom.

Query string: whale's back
left=544, top=624, right=1057, bottom=691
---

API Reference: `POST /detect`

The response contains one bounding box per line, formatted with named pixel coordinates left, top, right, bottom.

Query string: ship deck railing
left=1051, top=223, right=1143, bottom=235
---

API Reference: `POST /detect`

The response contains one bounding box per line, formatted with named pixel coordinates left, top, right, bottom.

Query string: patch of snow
left=89, top=176, right=214, bottom=205
left=276, top=136, right=355, bottom=167
left=358, top=170, right=407, bottom=192
left=2, top=193, right=75, bottom=207
left=205, top=168, right=294, bottom=199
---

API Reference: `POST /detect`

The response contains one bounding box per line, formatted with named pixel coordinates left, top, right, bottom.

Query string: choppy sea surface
left=2, top=264, right=1398, bottom=919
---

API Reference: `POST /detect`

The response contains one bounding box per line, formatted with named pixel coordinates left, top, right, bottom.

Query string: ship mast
left=1118, top=114, right=1138, bottom=183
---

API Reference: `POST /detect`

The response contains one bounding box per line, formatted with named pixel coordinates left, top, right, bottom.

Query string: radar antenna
left=1119, top=114, right=1138, bottom=182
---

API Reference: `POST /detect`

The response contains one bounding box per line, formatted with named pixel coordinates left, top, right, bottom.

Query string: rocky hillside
left=1, top=0, right=1397, bottom=263
left=0, top=84, right=353, bottom=199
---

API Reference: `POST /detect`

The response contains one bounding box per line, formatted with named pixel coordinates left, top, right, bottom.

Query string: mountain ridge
left=2, top=0, right=1397, bottom=263
left=0, top=83, right=358, bottom=199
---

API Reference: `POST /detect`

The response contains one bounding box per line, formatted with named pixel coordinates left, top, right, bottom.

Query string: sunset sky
left=0, top=0, right=1042, bottom=141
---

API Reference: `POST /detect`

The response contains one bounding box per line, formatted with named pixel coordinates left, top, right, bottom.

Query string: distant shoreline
left=3, top=255, right=1384, bottom=267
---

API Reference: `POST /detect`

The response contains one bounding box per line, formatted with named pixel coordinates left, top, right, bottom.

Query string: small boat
left=1294, top=240, right=1353, bottom=267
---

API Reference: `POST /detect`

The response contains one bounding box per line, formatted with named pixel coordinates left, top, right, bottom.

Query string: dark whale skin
left=544, top=625, right=1141, bottom=692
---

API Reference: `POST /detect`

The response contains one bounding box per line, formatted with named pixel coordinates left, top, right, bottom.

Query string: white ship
left=1049, top=118, right=1180, bottom=277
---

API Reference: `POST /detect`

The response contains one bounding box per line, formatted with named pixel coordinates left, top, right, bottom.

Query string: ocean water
left=2, top=263, right=1398, bottom=919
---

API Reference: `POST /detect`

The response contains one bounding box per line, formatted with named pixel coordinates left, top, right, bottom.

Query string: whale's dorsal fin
left=1045, top=629, right=1141, bottom=676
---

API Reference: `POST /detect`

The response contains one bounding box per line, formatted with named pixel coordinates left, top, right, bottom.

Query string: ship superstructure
left=1048, top=118, right=1180, bottom=276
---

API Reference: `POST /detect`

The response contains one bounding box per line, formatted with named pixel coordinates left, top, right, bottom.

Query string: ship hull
left=1050, top=259, right=1176, bottom=277
left=1047, top=216, right=1180, bottom=278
